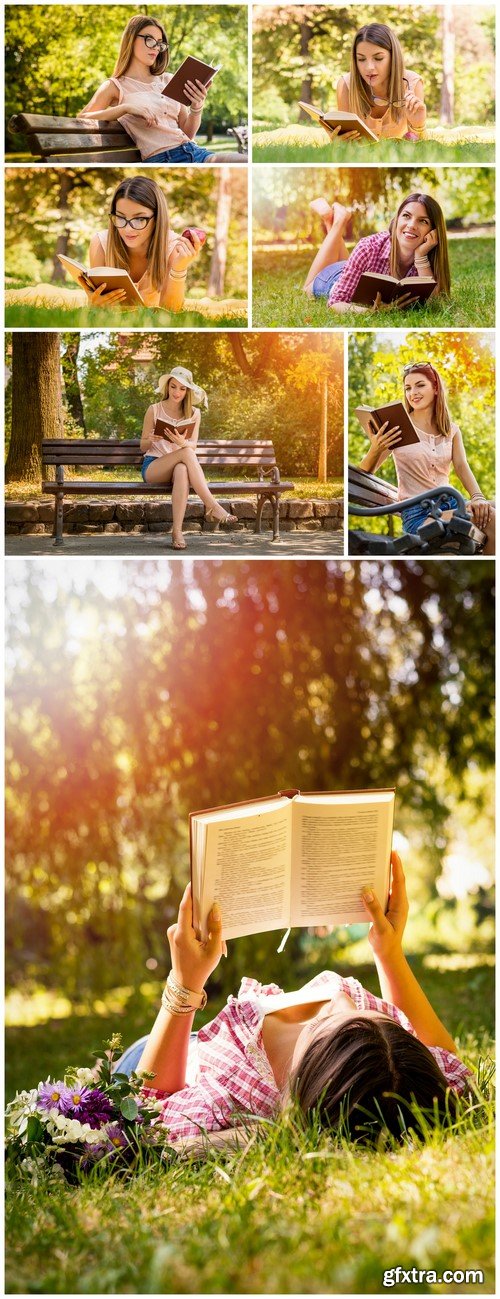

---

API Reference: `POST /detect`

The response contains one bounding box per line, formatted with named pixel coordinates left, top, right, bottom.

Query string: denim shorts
left=312, top=259, right=347, bottom=298
left=146, top=142, right=212, bottom=164
left=401, top=493, right=459, bottom=535
left=141, top=455, right=157, bottom=482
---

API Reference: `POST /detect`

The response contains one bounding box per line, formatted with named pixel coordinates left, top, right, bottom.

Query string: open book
left=154, top=416, right=197, bottom=441
left=57, top=254, right=144, bottom=306
left=353, top=271, right=435, bottom=308
left=190, top=787, right=395, bottom=940
left=355, top=401, right=420, bottom=448
left=299, top=101, right=378, bottom=142
left=163, top=56, right=221, bottom=107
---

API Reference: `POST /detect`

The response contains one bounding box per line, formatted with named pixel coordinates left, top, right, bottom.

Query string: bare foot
left=332, top=202, right=353, bottom=233
left=309, top=197, right=334, bottom=232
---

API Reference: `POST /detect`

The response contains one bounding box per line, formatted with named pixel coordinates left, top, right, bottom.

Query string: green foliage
left=5, top=5, right=248, bottom=146
left=5, top=562, right=494, bottom=997
left=252, top=127, right=495, bottom=164
left=252, top=4, right=495, bottom=127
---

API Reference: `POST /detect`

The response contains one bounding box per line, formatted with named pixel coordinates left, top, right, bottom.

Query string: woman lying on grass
left=336, top=23, right=426, bottom=141
left=117, top=853, right=471, bottom=1145
left=79, top=13, right=247, bottom=164
left=76, top=175, right=203, bottom=312
left=358, top=362, right=495, bottom=554
left=304, top=191, right=449, bottom=313
left=140, top=366, right=238, bottom=548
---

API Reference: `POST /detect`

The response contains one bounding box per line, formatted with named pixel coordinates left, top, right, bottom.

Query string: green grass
left=5, top=957, right=495, bottom=1294
left=252, top=124, right=495, bottom=164
left=252, top=237, right=495, bottom=329
left=5, top=475, right=343, bottom=503
left=4, top=301, right=248, bottom=329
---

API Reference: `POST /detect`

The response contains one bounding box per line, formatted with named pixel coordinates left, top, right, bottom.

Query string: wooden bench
left=42, top=438, right=294, bottom=544
left=8, top=113, right=249, bottom=163
left=348, top=464, right=485, bottom=555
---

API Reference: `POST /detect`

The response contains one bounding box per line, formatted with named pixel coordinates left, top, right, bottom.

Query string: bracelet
left=470, top=494, right=487, bottom=502
left=169, top=269, right=188, bottom=282
left=161, top=970, right=207, bottom=1015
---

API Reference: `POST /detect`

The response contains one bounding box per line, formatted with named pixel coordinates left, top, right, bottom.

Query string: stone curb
left=6, top=497, right=344, bottom=535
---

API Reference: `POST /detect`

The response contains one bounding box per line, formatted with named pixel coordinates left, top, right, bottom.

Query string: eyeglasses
left=137, top=34, right=168, bottom=52
left=403, top=363, right=436, bottom=376
left=110, top=214, right=155, bottom=231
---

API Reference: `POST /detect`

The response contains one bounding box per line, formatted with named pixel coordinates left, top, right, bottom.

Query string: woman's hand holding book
left=77, top=276, right=127, bottom=308
left=361, top=851, right=408, bottom=966
left=184, top=78, right=209, bottom=113
left=371, top=289, right=419, bottom=312
left=167, top=883, right=226, bottom=994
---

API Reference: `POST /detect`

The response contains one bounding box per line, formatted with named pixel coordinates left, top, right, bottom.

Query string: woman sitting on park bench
left=116, top=853, right=471, bottom=1147
left=304, top=191, right=450, bottom=311
left=335, top=22, right=426, bottom=142
left=140, top=365, right=238, bottom=548
left=76, top=174, right=203, bottom=312
left=357, top=362, right=495, bottom=553
left=79, top=13, right=247, bottom=164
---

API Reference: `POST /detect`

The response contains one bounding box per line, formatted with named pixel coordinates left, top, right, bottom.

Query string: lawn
left=4, top=294, right=248, bottom=330
left=6, top=956, right=494, bottom=1294
left=251, top=237, right=495, bottom=330
left=5, top=475, right=344, bottom=503
left=252, top=124, right=495, bottom=165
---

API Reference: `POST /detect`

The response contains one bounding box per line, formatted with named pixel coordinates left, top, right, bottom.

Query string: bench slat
left=43, top=440, right=276, bottom=448
left=47, top=149, right=142, bottom=163
left=9, top=113, right=133, bottom=137
left=42, top=481, right=294, bottom=495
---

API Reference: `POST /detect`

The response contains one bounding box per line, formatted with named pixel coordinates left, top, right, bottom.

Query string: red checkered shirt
left=144, top=971, right=472, bottom=1140
left=327, top=229, right=419, bottom=306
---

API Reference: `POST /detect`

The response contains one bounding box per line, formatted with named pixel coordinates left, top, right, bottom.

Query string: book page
left=199, top=801, right=293, bottom=939
left=290, top=793, right=394, bottom=926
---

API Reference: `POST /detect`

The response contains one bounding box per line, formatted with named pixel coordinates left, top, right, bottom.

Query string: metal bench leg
left=52, top=491, right=64, bottom=547
left=272, top=493, right=280, bottom=541
left=255, top=495, right=265, bottom=535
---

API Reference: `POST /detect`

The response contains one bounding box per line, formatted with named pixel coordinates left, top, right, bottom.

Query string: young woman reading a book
left=358, top=362, right=495, bottom=552
left=77, top=176, right=202, bottom=311
left=140, top=366, right=238, bottom=548
left=115, top=853, right=470, bottom=1147
left=79, top=14, right=247, bottom=164
left=336, top=23, right=426, bottom=141
left=304, top=192, right=450, bottom=312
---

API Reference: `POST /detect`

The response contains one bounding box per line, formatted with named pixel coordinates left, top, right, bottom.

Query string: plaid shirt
left=328, top=229, right=419, bottom=306
left=145, top=971, right=472, bottom=1140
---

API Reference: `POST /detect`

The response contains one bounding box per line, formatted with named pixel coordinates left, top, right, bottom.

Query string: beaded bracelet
left=161, top=970, right=207, bottom=1015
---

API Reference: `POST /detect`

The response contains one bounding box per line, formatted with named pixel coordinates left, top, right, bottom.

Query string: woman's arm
left=140, top=407, right=155, bottom=453
left=160, top=232, right=204, bottom=311
left=358, top=420, right=402, bottom=472
left=452, top=428, right=486, bottom=499
left=178, top=79, right=210, bottom=140
left=336, top=76, right=350, bottom=112
left=186, top=409, right=201, bottom=448
left=361, top=853, right=458, bottom=1053
left=138, top=884, right=225, bottom=1092
left=404, top=77, right=427, bottom=129
left=80, top=81, right=161, bottom=126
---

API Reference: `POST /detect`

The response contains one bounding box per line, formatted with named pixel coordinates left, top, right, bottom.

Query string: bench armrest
left=348, top=485, right=468, bottom=518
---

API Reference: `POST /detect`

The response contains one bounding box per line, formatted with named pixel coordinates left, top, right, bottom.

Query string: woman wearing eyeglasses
left=79, top=14, right=246, bottom=164
left=358, top=362, right=495, bottom=553
left=336, top=23, right=426, bottom=141
left=76, top=175, right=202, bottom=311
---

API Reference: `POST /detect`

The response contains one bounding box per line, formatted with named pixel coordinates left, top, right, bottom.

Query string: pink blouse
left=339, top=70, right=423, bottom=139
left=95, top=229, right=180, bottom=308
left=143, top=970, right=472, bottom=1142
left=394, top=424, right=457, bottom=501
left=109, top=74, right=189, bottom=159
left=147, top=401, right=200, bottom=459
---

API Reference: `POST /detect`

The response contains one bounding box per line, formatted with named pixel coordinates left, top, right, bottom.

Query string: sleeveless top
left=109, top=73, right=190, bottom=159
left=95, top=228, right=180, bottom=308
left=393, top=423, right=457, bottom=501
left=339, top=70, right=423, bottom=139
left=147, top=400, right=200, bottom=459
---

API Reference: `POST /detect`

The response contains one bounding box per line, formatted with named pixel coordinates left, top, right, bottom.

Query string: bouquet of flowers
left=5, top=1035, right=169, bottom=1182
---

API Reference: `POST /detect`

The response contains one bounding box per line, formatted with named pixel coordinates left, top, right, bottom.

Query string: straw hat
left=156, top=366, right=208, bottom=409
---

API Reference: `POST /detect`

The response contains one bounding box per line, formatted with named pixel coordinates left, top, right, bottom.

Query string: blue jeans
left=114, top=1032, right=198, bottom=1077
left=147, top=142, right=212, bottom=163
left=401, top=493, right=459, bottom=535
left=312, top=259, right=347, bottom=298
left=141, top=455, right=157, bottom=482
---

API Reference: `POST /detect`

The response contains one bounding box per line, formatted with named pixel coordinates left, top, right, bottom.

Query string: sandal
left=172, top=533, right=187, bottom=550
left=205, top=507, right=239, bottom=530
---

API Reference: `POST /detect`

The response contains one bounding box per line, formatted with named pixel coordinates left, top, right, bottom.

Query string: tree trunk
left=298, top=20, right=313, bottom=119
left=61, top=335, right=86, bottom=434
left=51, top=173, right=74, bottom=282
left=205, top=119, right=214, bottom=143
left=440, top=5, right=455, bottom=125
left=5, top=334, right=63, bottom=483
left=317, top=375, right=328, bottom=482
left=207, top=167, right=232, bottom=297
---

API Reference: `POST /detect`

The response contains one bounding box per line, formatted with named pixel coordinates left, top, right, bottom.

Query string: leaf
left=26, top=1116, right=45, bottom=1143
left=120, top=1097, right=139, bottom=1121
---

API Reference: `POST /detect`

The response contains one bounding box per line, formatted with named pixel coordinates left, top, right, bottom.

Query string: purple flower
left=37, top=1081, right=73, bottom=1114
left=104, top=1124, right=129, bottom=1153
left=72, top=1089, right=113, bottom=1128
left=67, top=1086, right=92, bottom=1114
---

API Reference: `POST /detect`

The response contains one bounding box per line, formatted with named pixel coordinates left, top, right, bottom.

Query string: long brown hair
left=107, top=176, right=170, bottom=293
left=389, top=192, right=451, bottom=295
left=403, top=364, right=452, bottom=437
left=162, top=380, right=194, bottom=420
left=289, top=1017, right=460, bottom=1145
left=113, top=14, right=170, bottom=78
left=349, top=24, right=407, bottom=125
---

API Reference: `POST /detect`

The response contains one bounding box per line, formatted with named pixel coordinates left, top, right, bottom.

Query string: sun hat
left=156, top=366, right=208, bottom=409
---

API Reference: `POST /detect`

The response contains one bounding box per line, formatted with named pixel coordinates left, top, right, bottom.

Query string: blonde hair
left=349, top=23, right=407, bottom=125
left=113, top=14, right=169, bottom=78
left=107, top=176, right=170, bottom=293
left=163, top=380, right=194, bottom=419
left=403, top=364, right=452, bottom=438
left=389, top=192, right=451, bottom=296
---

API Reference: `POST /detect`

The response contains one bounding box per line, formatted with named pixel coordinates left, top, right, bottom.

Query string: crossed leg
left=144, top=446, right=236, bottom=538
left=303, top=202, right=352, bottom=294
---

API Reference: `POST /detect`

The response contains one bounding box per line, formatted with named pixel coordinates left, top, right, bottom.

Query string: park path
left=6, top=533, right=344, bottom=558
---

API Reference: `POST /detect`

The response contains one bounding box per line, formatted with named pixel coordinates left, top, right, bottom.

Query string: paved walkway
left=6, top=532, right=345, bottom=558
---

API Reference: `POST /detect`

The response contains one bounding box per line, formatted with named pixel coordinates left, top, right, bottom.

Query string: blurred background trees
left=348, top=331, right=496, bottom=500
left=6, top=4, right=248, bottom=153
left=5, top=560, right=494, bottom=999
left=252, top=4, right=495, bottom=130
